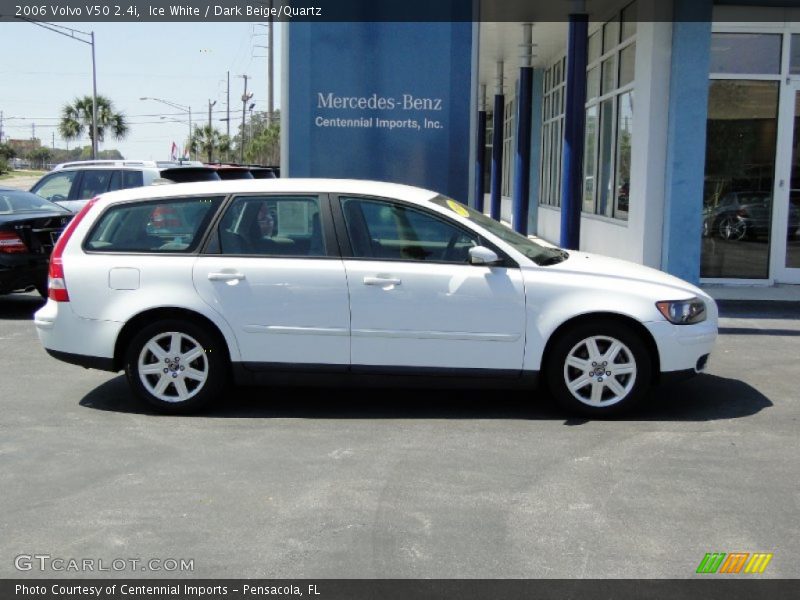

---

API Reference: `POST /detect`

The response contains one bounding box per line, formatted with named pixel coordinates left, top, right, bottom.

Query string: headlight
left=656, top=297, right=706, bottom=325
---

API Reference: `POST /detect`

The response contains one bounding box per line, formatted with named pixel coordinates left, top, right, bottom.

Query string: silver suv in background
left=30, top=160, right=221, bottom=213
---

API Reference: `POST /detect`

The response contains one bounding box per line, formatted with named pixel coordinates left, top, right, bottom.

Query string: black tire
left=124, top=319, right=228, bottom=414
left=545, top=319, right=653, bottom=417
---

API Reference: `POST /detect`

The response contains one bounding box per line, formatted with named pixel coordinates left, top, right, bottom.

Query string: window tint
left=107, top=170, right=123, bottom=192
left=341, top=197, right=479, bottom=263
left=123, top=170, right=144, bottom=188
left=77, top=170, right=113, bottom=199
left=32, top=171, right=78, bottom=202
left=84, top=196, right=223, bottom=253
left=216, top=195, right=326, bottom=257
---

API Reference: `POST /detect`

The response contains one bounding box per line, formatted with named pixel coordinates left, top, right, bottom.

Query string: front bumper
left=644, top=318, right=717, bottom=375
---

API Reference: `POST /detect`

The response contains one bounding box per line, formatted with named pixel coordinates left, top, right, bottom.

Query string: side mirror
left=469, top=246, right=501, bottom=266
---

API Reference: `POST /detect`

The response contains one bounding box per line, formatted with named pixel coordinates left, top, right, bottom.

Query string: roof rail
left=53, top=159, right=159, bottom=170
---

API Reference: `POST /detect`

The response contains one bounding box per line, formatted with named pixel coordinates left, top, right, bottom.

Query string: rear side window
left=214, top=195, right=326, bottom=257
left=84, top=196, right=223, bottom=253
left=77, top=170, right=114, bottom=199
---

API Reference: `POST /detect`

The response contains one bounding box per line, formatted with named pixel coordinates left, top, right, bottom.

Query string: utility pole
left=52, top=131, right=55, bottom=149
left=239, top=75, right=253, bottom=163
left=226, top=71, right=231, bottom=138
left=0, top=110, right=4, bottom=144
left=208, top=99, right=217, bottom=162
left=16, top=19, right=99, bottom=159
left=31, top=122, right=35, bottom=141
left=268, top=1, right=274, bottom=124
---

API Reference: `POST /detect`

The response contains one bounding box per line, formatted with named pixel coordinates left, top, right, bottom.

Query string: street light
left=17, top=18, right=99, bottom=159
left=140, top=97, right=193, bottom=160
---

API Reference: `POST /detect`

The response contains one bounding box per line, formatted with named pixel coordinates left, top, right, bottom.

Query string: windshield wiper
left=538, top=250, right=569, bottom=266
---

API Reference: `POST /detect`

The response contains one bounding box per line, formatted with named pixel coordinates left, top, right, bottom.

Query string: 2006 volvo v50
left=34, top=179, right=717, bottom=416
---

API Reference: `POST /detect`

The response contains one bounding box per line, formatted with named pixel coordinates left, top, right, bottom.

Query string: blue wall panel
left=662, top=0, right=713, bottom=283
left=287, top=22, right=473, bottom=203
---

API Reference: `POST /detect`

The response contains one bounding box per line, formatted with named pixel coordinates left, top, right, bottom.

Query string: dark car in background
left=703, top=191, right=800, bottom=241
left=204, top=164, right=255, bottom=180
left=0, top=187, right=72, bottom=297
left=247, top=166, right=278, bottom=179
left=30, top=160, right=221, bottom=213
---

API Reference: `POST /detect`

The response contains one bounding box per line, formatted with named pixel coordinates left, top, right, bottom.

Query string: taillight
left=0, top=231, right=28, bottom=254
left=48, top=198, right=98, bottom=302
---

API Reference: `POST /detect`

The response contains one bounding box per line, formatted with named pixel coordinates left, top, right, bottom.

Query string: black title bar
left=1, top=0, right=799, bottom=22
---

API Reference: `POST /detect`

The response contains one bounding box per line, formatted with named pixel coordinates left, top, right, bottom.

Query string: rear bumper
left=35, top=299, right=122, bottom=370
left=0, top=256, right=48, bottom=293
left=45, top=349, right=115, bottom=371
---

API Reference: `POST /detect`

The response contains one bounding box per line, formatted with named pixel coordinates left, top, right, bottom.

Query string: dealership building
left=283, top=0, right=800, bottom=287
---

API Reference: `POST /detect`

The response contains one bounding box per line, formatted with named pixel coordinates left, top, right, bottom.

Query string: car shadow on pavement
left=79, top=373, right=772, bottom=423
left=0, top=293, right=45, bottom=320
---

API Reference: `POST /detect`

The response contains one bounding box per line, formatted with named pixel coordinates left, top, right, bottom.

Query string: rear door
left=334, top=195, right=526, bottom=374
left=192, top=193, right=350, bottom=370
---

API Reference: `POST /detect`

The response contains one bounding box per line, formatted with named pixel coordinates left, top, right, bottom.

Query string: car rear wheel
left=546, top=320, right=652, bottom=417
left=125, top=319, right=227, bottom=414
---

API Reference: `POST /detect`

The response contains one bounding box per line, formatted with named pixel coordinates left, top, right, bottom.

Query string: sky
left=0, top=21, right=281, bottom=160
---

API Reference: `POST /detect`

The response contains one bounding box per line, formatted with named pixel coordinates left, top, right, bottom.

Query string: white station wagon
left=34, top=179, right=717, bottom=416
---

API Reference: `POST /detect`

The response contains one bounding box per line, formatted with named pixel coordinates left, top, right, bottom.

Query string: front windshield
left=430, top=195, right=568, bottom=266
left=0, top=190, right=70, bottom=215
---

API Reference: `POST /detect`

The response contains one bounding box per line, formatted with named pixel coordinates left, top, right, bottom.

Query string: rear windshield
left=84, top=196, right=223, bottom=253
left=216, top=169, right=254, bottom=180
left=159, top=168, right=221, bottom=183
left=0, top=190, right=70, bottom=214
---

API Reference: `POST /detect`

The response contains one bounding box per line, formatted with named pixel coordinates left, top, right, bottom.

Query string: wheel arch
left=113, top=306, right=234, bottom=371
left=541, top=312, right=661, bottom=382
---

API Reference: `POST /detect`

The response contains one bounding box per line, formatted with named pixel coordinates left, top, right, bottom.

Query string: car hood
left=544, top=251, right=706, bottom=299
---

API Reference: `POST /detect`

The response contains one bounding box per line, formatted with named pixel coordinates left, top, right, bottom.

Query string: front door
left=193, top=194, right=350, bottom=369
left=335, top=195, right=526, bottom=374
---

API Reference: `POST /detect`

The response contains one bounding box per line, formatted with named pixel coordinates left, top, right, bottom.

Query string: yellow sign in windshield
left=446, top=199, right=470, bottom=218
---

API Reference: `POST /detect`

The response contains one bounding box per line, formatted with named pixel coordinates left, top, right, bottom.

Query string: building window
left=701, top=81, right=779, bottom=279
left=710, top=33, right=782, bottom=75
left=540, top=55, right=566, bottom=207
left=582, top=1, right=636, bottom=221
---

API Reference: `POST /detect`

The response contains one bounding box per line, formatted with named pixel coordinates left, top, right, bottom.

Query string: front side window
left=216, top=195, right=326, bottom=257
left=31, top=171, right=78, bottom=202
left=84, top=196, right=223, bottom=253
left=341, top=196, right=479, bottom=264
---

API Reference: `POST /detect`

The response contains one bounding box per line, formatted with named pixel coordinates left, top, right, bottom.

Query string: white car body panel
left=343, top=260, right=526, bottom=371
left=34, top=179, right=718, bottom=388
left=192, top=257, right=350, bottom=367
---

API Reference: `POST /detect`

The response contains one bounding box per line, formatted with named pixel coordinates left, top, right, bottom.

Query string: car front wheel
left=546, top=320, right=652, bottom=417
left=125, top=319, right=227, bottom=413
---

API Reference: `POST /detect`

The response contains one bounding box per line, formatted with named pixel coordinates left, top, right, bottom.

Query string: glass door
left=772, top=83, right=800, bottom=283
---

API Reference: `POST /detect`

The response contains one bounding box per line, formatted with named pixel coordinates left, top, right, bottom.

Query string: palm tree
left=190, top=125, right=222, bottom=163
left=59, top=95, right=128, bottom=148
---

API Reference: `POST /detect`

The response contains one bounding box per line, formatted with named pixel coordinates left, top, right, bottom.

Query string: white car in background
left=34, top=179, right=717, bottom=416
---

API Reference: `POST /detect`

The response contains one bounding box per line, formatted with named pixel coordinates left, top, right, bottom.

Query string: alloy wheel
left=137, top=331, right=208, bottom=403
left=563, top=335, right=637, bottom=407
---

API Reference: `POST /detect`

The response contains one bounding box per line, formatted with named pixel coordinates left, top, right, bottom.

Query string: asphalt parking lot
left=1, top=293, right=798, bottom=579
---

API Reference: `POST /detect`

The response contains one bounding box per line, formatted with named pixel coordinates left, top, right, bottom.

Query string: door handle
left=208, top=271, right=246, bottom=282
left=363, top=276, right=402, bottom=286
